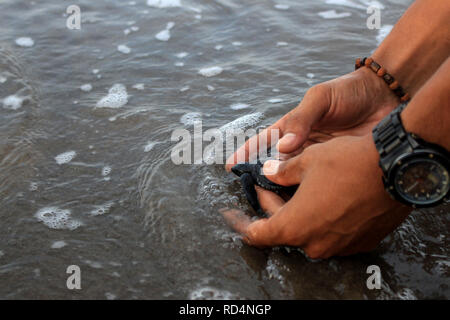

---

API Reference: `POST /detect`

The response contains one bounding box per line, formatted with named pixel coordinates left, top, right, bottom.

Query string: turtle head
left=231, top=163, right=253, bottom=177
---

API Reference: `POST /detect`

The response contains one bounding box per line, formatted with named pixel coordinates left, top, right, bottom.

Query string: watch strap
left=372, top=103, right=412, bottom=173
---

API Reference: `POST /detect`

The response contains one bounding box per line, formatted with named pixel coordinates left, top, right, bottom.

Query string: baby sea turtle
left=231, top=161, right=298, bottom=216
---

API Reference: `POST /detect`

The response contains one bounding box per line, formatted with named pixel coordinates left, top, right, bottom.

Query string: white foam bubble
left=180, top=112, right=202, bottom=125
left=230, top=103, right=250, bottom=110
left=174, top=61, right=184, bottom=67
left=307, top=73, right=315, bottom=79
left=35, top=207, right=81, bottom=230
left=198, top=66, right=223, bottom=77
left=29, top=182, right=38, bottom=191
left=80, top=83, right=93, bottom=92
left=189, top=287, right=235, bottom=300
left=175, top=52, right=188, bottom=58
left=117, top=44, right=131, bottom=54
left=219, top=112, right=264, bottom=134
left=51, top=241, right=67, bottom=249
left=274, top=4, right=290, bottom=10
left=84, top=260, right=102, bottom=269
left=214, top=45, right=223, bottom=50
left=207, top=85, right=215, bottom=91
left=0, top=75, right=7, bottom=84
left=2, top=95, right=25, bottom=110
left=92, top=69, right=100, bottom=74
left=15, top=37, right=34, bottom=47
left=276, top=41, right=288, bottom=47
left=272, top=88, right=280, bottom=92
left=144, top=141, right=158, bottom=152
left=0, top=250, right=3, bottom=258
left=131, top=26, right=140, bottom=32
left=55, top=151, right=76, bottom=165
left=318, top=10, right=351, bottom=19
left=156, top=29, right=171, bottom=41
left=232, top=41, right=242, bottom=46
left=96, top=84, right=128, bottom=108
left=124, top=28, right=131, bottom=35
left=102, top=166, right=111, bottom=176
left=325, top=0, right=366, bottom=10
left=90, top=202, right=114, bottom=216
left=376, top=25, right=393, bottom=45
left=132, top=83, right=145, bottom=90
left=147, top=0, right=181, bottom=8
left=105, top=293, right=117, bottom=300
left=268, top=98, right=283, bottom=104
left=180, top=86, right=190, bottom=92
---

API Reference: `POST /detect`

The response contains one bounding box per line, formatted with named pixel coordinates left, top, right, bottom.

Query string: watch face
left=394, top=157, right=449, bottom=206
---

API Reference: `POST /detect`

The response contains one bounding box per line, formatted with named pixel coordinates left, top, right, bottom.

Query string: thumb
left=277, top=85, right=330, bottom=154
left=262, top=156, right=305, bottom=186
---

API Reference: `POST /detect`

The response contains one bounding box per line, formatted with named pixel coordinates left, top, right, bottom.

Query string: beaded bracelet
left=355, top=57, right=410, bottom=102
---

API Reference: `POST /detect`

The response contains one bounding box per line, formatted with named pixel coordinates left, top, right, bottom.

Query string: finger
left=220, top=208, right=281, bottom=247
left=255, top=186, right=285, bottom=217
left=225, top=125, right=280, bottom=171
left=262, top=157, right=305, bottom=186
left=276, top=85, right=330, bottom=154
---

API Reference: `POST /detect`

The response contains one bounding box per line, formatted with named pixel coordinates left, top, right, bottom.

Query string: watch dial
left=394, top=158, right=449, bottom=205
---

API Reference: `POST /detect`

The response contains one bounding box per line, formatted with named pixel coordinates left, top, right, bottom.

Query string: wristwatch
left=372, top=103, right=450, bottom=208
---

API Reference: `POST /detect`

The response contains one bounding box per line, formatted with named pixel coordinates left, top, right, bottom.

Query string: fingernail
left=263, top=160, right=280, bottom=176
left=276, top=133, right=297, bottom=151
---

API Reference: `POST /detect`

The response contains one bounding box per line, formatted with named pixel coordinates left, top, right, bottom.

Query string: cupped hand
left=221, top=134, right=411, bottom=259
left=225, top=67, right=399, bottom=171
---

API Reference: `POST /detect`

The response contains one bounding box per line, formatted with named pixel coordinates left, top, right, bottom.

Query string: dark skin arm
left=222, top=57, right=450, bottom=259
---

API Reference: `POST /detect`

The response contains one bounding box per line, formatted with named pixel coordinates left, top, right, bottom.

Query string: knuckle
left=304, top=243, right=328, bottom=260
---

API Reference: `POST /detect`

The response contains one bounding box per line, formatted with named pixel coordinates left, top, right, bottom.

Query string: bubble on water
left=376, top=25, right=393, bottom=45
left=397, top=288, right=417, bottom=300
left=307, top=73, right=315, bottom=79
left=15, top=37, right=34, bottom=47
left=84, top=260, right=102, bottom=269
left=92, top=69, right=100, bottom=74
left=132, top=83, right=145, bottom=90
left=35, top=207, right=82, bottom=230
left=0, top=250, right=4, bottom=258
left=232, top=41, right=242, bottom=46
left=230, top=103, right=250, bottom=110
left=90, top=202, right=114, bottom=216
left=144, top=141, right=158, bottom=152
left=147, top=0, right=181, bottom=8
left=117, top=44, right=131, bottom=54
left=131, top=26, right=140, bottom=32
left=80, top=83, right=92, bottom=92
left=29, top=182, right=38, bottom=191
left=272, top=88, right=280, bottom=92
left=318, top=10, right=352, bottom=19
left=274, top=4, right=290, bottom=10
left=214, top=45, right=223, bottom=50
left=276, top=41, right=288, bottom=47
left=51, top=241, right=67, bottom=249
left=180, top=112, right=202, bottom=125
left=0, top=75, right=7, bottom=84
left=127, top=20, right=136, bottom=26
left=2, top=95, right=25, bottom=110
left=189, top=287, right=236, bottom=300
left=207, top=85, right=215, bottom=91
left=219, top=112, right=264, bottom=136
left=102, top=166, right=111, bottom=176
left=105, top=293, right=117, bottom=300
left=175, top=52, right=188, bottom=58
left=198, top=66, right=223, bottom=77
left=96, top=84, right=128, bottom=108
left=55, top=151, right=76, bottom=165
left=268, top=98, right=283, bottom=104
left=195, top=14, right=202, bottom=20
left=156, top=29, right=171, bottom=41
left=123, top=28, right=131, bottom=35
left=180, top=86, right=190, bottom=92
left=174, top=61, right=184, bottom=67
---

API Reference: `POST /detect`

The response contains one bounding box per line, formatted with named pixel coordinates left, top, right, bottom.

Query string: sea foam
left=2, top=95, right=25, bottom=110
left=35, top=207, right=81, bottom=230
left=15, top=37, right=34, bottom=47
left=96, top=84, right=128, bottom=108
left=198, top=66, right=223, bottom=77
left=55, top=151, right=76, bottom=164
left=147, top=0, right=181, bottom=8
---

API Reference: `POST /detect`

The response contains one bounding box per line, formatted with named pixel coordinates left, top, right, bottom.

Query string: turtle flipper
left=240, top=173, right=265, bottom=216
left=231, top=163, right=254, bottom=177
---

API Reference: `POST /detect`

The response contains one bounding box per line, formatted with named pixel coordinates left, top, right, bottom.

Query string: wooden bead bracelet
left=355, top=57, right=410, bottom=102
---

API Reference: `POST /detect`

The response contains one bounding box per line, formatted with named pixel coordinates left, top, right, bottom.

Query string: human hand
left=225, top=67, right=398, bottom=170
left=222, top=134, right=411, bottom=259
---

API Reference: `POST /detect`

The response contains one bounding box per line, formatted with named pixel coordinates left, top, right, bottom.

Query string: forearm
left=401, top=57, right=450, bottom=151
left=372, top=0, right=450, bottom=96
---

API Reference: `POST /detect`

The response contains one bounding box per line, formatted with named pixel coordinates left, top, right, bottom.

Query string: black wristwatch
left=373, top=103, right=450, bottom=208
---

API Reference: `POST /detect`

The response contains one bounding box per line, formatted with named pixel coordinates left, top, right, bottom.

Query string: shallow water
left=0, top=0, right=448, bottom=299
